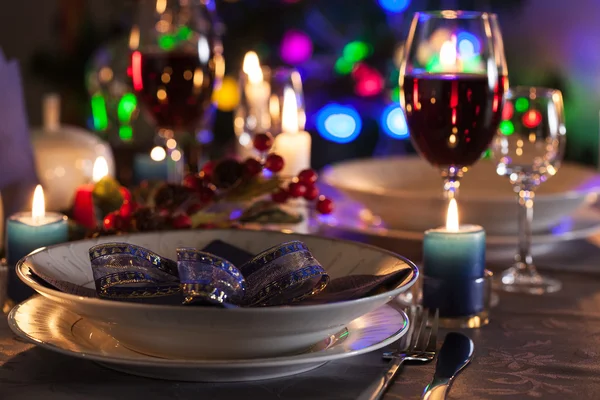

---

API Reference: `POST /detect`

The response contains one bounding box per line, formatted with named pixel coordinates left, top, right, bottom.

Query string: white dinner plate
left=9, top=296, right=409, bottom=382
left=317, top=200, right=600, bottom=247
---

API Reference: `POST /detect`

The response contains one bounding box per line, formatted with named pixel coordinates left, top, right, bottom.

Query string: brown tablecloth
left=1, top=240, right=600, bottom=399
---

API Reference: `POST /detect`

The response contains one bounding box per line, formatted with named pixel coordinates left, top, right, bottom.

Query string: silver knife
left=421, top=332, right=474, bottom=400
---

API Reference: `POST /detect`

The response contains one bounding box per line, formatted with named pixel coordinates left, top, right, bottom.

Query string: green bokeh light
left=515, top=97, right=529, bottom=113
left=482, top=148, right=493, bottom=159
left=499, top=120, right=515, bottom=136
left=118, top=93, right=137, bottom=124
left=343, top=41, right=370, bottom=63
left=425, top=55, right=441, bottom=73
left=119, top=126, right=133, bottom=141
left=158, top=34, right=177, bottom=50
left=91, top=94, right=108, bottom=131
left=390, top=87, right=400, bottom=102
left=177, top=26, right=193, bottom=41
left=334, top=57, right=354, bottom=75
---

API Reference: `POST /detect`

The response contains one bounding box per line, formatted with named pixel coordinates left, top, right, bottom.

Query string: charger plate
left=9, top=296, right=409, bottom=382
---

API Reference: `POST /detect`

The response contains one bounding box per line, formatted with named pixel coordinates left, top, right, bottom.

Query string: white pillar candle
left=273, top=87, right=311, bottom=177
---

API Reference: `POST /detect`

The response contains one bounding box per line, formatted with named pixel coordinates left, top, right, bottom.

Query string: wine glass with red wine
left=130, top=0, right=223, bottom=180
left=400, top=11, right=508, bottom=199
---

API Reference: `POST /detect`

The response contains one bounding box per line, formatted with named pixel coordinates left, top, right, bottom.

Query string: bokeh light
left=381, top=104, right=409, bottom=139
left=117, top=93, right=137, bottom=124
left=335, top=57, right=354, bottom=75
left=456, top=31, right=481, bottom=58
left=91, top=93, right=108, bottom=131
left=499, top=120, right=515, bottom=136
left=316, top=104, right=362, bottom=143
left=343, top=41, right=371, bottom=63
left=280, top=30, right=313, bottom=65
left=377, top=0, right=411, bottom=13
left=212, top=76, right=240, bottom=111
left=522, top=109, right=542, bottom=128
left=515, top=97, right=529, bottom=113
left=502, top=101, right=514, bottom=121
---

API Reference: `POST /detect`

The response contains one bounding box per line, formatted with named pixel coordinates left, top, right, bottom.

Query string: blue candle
left=6, top=212, right=68, bottom=266
left=423, top=225, right=486, bottom=279
left=422, top=199, right=485, bottom=279
left=6, top=185, right=69, bottom=302
left=6, top=185, right=69, bottom=266
left=133, top=153, right=168, bottom=184
left=421, top=199, right=486, bottom=318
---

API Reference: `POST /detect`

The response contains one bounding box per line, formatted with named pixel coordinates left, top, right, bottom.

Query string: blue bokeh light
left=377, top=0, right=411, bottom=13
left=456, top=31, right=481, bottom=57
left=316, top=104, right=363, bottom=144
left=381, top=104, right=409, bottom=139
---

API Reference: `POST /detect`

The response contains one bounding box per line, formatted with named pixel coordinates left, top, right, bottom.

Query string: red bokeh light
left=502, top=101, right=514, bottom=121
left=522, top=109, right=542, bottom=128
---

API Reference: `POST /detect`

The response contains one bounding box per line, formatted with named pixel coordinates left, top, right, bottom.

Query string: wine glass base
left=495, top=267, right=562, bottom=295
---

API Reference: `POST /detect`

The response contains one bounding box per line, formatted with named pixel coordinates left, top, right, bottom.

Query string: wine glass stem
left=516, top=189, right=536, bottom=275
left=444, top=178, right=460, bottom=200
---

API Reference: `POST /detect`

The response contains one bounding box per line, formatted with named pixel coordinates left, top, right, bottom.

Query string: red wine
left=132, top=50, right=215, bottom=130
left=402, top=74, right=507, bottom=167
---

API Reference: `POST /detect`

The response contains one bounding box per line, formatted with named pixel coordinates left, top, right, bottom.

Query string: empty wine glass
left=491, top=87, right=566, bottom=294
left=400, top=11, right=508, bottom=199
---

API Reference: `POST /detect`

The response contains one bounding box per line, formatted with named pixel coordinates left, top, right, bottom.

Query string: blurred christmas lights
left=381, top=104, right=409, bottom=139
left=91, top=93, right=108, bottom=131
left=316, top=104, right=362, bottom=143
left=378, top=0, right=411, bottom=13
left=280, top=30, right=313, bottom=65
left=212, top=76, right=240, bottom=111
left=522, top=109, right=542, bottom=128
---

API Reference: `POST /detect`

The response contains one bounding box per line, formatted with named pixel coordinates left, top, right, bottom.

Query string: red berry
left=288, top=182, right=307, bottom=198
left=183, top=173, right=202, bottom=190
left=253, top=133, right=274, bottom=152
left=316, top=197, right=334, bottom=215
left=103, top=212, right=123, bottom=231
left=243, top=158, right=263, bottom=177
left=265, top=154, right=285, bottom=173
left=198, top=186, right=215, bottom=203
left=271, top=189, right=290, bottom=204
left=119, top=199, right=137, bottom=218
left=172, top=214, right=192, bottom=229
left=119, top=187, right=132, bottom=203
left=303, top=184, right=320, bottom=201
left=298, top=169, right=318, bottom=185
left=200, top=161, right=216, bottom=180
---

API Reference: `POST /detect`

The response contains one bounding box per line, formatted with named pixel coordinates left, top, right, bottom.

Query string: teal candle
left=423, top=224, right=486, bottom=279
left=6, top=212, right=69, bottom=266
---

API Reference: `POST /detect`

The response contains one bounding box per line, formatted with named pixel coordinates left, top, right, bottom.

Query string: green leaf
left=92, top=177, right=124, bottom=217
left=190, top=210, right=231, bottom=228
left=222, top=177, right=283, bottom=202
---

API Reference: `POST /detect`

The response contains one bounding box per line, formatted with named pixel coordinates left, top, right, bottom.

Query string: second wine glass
left=400, top=11, right=508, bottom=199
left=492, top=87, right=566, bottom=294
left=130, top=0, right=224, bottom=178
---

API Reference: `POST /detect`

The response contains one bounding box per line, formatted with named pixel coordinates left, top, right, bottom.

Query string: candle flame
left=242, top=51, right=263, bottom=84
left=446, top=198, right=459, bottom=232
left=269, top=94, right=280, bottom=121
left=281, top=87, right=299, bottom=134
left=92, top=157, right=109, bottom=183
left=32, top=185, right=45, bottom=221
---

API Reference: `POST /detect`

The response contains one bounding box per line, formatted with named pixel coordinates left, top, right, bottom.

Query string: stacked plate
left=10, top=229, right=418, bottom=382
left=320, top=156, right=600, bottom=261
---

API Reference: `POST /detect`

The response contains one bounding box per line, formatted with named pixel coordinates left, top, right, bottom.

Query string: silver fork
left=357, top=306, right=440, bottom=400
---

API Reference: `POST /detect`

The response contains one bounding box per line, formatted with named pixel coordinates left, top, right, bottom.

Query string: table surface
left=2, top=238, right=600, bottom=399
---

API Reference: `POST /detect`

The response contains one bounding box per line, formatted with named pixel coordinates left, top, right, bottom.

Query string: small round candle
left=273, top=87, right=311, bottom=177
left=423, top=199, right=486, bottom=279
left=6, top=185, right=69, bottom=266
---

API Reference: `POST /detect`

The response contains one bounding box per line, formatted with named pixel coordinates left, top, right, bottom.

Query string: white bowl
left=17, top=229, right=417, bottom=360
left=322, top=156, right=600, bottom=235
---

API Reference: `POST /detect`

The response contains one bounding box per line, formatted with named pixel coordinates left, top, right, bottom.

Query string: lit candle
left=242, top=51, right=271, bottom=115
left=272, top=87, right=311, bottom=177
left=72, top=157, right=109, bottom=229
left=6, top=185, right=68, bottom=267
left=422, top=199, right=486, bottom=279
